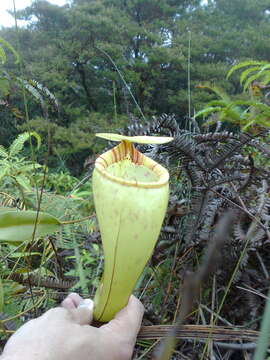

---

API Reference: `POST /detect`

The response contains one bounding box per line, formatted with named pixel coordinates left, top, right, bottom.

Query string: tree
left=1, top=0, right=270, bottom=173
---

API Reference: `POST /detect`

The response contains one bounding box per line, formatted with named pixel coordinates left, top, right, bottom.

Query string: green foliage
left=0, top=1, right=270, bottom=356
left=196, top=61, right=270, bottom=131
left=1, top=0, right=270, bottom=170
left=9, top=131, right=40, bottom=157
left=0, top=132, right=42, bottom=197
left=0, top=37, right=20, bottom=65
left=0, top=210, right=60, bottom=243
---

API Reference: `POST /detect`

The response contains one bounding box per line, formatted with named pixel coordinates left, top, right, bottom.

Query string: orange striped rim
left=95, top=141, right=169, bottom=188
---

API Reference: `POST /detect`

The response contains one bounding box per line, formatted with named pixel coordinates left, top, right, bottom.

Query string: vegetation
left=0, top=0, right=270, bottom=359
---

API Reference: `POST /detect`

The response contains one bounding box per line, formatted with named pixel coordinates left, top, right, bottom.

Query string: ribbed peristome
left=95, top=140, right=169, bottom=188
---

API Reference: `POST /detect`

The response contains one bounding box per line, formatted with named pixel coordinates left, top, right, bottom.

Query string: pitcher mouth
left=95, top=140, right=169, bottom=188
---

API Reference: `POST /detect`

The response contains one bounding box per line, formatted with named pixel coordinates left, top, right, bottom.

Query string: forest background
left=0, top=0, right=270, bottom=359
left=1, top=0, right=269, bottom=173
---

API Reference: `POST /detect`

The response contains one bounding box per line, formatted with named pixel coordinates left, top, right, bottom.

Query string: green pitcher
left=93, top=133, right=173, bottom=322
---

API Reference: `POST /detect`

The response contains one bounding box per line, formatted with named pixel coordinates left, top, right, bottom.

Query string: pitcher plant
left=93, top=133, right=173, bottom=322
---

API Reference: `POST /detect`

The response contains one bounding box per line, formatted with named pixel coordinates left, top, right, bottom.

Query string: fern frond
left=0, top=165, right=8, bottom=182
left=28, top=79, right=59, bottom=111
left=207, top=174, right=245, bottom=189
left=183, top=164, right=202, bottom=187
left=9, top=131, right=41, bottom=157
left=208, top=134, right=252, bottom=170
left=227, top=60, right=267, bottom=79
left=196, top=82, right=231, bottom=103
left=0, top=46, right=6, bottom=65
left=19, top=163, right=43, bottom=173
left=240, top=66, right=262, bottom=85
left=0, top=192, right=25, bottom=209
left=169, top=134, right=205, bottom=169
left=220, top=106, right=242, bottom=122
left=194, top=131, right=234, bottom=142
left=258, top=64, right=270, bottom=73
left=234, top=219, right=246, bottom=242
left=251, top=228, right=266, bottom=247
left=200, top=198, right=224, bottom=241
left=0, top=312, right=18, bottom=331
left=15, top=174, right=31, bottom=190
left=206, top=100, right=228, bottom=107
left=261, top=72, right=270, bottom=86
left=17, top=78, right=47, bottom=115
left=0, top=37, right=20, bottom=64
left=0, top=145, right=8, bottom=158
left=185, top=191, right=208, bottom=244
left=243, top=72, right=268, bottom=92
left=125, top=113, right=180, bottom=138
left=7, top=273, right=75, bottom=290
left=195, top=106, right=222, bottom=119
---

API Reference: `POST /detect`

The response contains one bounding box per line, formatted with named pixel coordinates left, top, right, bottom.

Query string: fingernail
left=78, top=299, right=94, bottom=311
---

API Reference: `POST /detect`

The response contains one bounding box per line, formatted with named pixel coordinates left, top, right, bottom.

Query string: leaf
left=96, top=133, right=173, bottom=144
left=0, top=207, right=17, bottom=213
left=0, top=210, right=61, bottom=242
left=17, top=78, right=46, bottom=111
left=240, top=66, right=262, bottom=85
left=196, top=82, right=231, bottom=103
left=0, top=145, right=8, bottom=158
left=9, top=131, right=41, bottom=157
left=227, top=60, right=267, bottom=79
left=29, top=79, right=59, bottom=111
left=206, top=100, right=228, bottom=107
left=195, top=106, right=222, bottom=118
left=0, top=78, right=10, bottom=96
left=243, top=72, right=267, bottom=91
left=220, top=107, right=241, bottom=122
left=0, top=46, right=6, bottom=64
left=0, top=276, right=3, bottom=312
left=242, top=119, right=256, bottom=131
left=261, top=73, right=270, bottom=86
left=259, top=64, right=270, bottom=73
left=18, top=163, right=43, bottom=173
left=0, top=166, right=8, bottom=182
left=16, top=174, right=31, bottom=190
left=0, top=37, right=20, bottom=64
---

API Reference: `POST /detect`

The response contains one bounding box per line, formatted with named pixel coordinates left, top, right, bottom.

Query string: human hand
left=1, top=293, right=144, bottom=360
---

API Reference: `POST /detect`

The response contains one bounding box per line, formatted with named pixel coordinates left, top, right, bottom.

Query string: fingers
left=61, top=293, right=83, bottom=309
left=100, top=295, right=144, bottom=343
left=62, top=293, right=94, bottom=325
left=69, top=299, right=94, bottom=325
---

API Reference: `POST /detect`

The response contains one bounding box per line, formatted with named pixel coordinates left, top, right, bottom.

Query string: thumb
left=100, top=295, right=144, bottom=343
left=70, top=299, right=94, bottom=325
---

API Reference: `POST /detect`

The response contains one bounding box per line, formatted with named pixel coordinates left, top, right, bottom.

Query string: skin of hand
left=0, top=293, right=144, bottom=360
